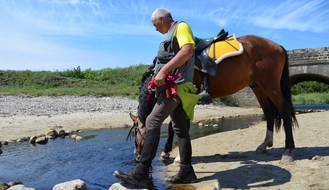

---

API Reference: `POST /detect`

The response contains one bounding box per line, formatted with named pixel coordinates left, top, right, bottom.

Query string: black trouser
left=164, top=119, right=190, bottom=153
left=135, top=91, right=192, bottom=177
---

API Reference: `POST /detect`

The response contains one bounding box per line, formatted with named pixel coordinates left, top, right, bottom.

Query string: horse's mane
left=137, top=68, right=156, bottom=125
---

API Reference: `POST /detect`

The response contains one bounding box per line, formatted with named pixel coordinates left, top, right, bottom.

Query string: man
left=114, top=8, right=200, bottom=188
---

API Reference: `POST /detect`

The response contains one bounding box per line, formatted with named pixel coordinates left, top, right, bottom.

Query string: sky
left=0, top=0, right=328, bottom=71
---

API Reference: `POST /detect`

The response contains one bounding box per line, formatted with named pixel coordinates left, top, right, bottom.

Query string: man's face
left=152, top=17, right=166, bottom=34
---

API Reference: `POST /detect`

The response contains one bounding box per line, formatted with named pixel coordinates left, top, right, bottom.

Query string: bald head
left=151, top=8, right=173, bottom=21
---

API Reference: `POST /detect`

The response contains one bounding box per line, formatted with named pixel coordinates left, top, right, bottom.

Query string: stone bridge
left=232, top=47, right=329, bottom=107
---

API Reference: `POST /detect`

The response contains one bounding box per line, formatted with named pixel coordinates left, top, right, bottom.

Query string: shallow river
left=0, top=115, right=265, bottom=189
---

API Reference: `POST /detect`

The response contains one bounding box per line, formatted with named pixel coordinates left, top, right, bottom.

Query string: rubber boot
left=113, top=163, right=151, bottom=188
left=166, top=164, right=197, bottom=184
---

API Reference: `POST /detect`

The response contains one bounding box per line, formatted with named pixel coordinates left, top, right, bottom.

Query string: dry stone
left=52, top=179, right=87, bottom=190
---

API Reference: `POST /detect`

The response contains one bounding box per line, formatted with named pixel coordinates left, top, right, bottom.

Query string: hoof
left=174, top=155, right=181, bottom=164
left=256, top=146, right=267, bottom=154
left=280, top=150, right=294, bottom=163
left=160, top=151, right=170, bottom=160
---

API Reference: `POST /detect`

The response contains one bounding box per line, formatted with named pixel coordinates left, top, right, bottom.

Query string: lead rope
left=148, top=73, right=181, bottom=99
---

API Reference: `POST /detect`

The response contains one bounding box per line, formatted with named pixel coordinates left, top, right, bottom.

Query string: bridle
left=126, top=119, right=146, bottom=144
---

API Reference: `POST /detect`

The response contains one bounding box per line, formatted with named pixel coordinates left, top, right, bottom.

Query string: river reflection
left=0, top=115, right=263, bottom=189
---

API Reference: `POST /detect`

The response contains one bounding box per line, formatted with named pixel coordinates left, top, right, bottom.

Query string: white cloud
left=0, top=0, right=328, bottom=71
left=0, top=0, right=157, bottom=71
left=0, top=31, right=120, bottom=71
left=249, top=1, right=329, bottom=33
left=178, top=0, right=329, bottom=33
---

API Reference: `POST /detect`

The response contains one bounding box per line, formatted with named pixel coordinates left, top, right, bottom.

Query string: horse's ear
left=129, top=112, right=137, bottom=121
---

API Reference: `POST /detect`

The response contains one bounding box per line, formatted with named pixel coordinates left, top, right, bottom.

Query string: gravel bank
left=0, top=95, right=139, bottom=117
left=0, top=95, right=263, bottom=141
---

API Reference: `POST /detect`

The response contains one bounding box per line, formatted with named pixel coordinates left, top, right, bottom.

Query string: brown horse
left=128, top=34, right=298, bottom=163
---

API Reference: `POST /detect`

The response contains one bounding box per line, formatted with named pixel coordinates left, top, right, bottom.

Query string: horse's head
left=127, top=69, right=155, bottom=162
left=127, top=112, right=147, bottom=162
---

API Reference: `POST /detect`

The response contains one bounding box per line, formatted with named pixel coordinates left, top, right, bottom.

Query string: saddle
left=194, top=29, right=243, bottom=77
left=193, top=29, right=243, bottom=104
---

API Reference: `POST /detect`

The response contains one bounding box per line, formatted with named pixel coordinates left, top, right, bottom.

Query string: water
left=0, top=128, right=139, bottom=189
left=0, top=115, right=263, bottom=189
left=294, top=104, right=329, bottom=110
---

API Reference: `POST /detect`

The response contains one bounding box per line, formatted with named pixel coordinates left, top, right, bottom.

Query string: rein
left=126, top=119, right=146, bottom=143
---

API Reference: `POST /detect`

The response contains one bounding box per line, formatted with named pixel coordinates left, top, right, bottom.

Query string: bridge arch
left=290, top=73, right=329, bottom=86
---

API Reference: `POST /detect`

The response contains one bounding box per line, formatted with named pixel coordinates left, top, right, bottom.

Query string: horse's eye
left=131, top=128, right=137, bottom=136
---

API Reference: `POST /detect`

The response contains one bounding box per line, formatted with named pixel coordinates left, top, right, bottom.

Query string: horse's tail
left=275, top=46, right=298, bottom=130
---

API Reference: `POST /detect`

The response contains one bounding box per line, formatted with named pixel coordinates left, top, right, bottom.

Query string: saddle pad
left=208, top=34, right=244, bottom=64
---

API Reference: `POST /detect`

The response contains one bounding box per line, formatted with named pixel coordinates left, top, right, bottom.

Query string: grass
left=1, top=66, right=328, bottom=105
left=0, top=65, right=150, bottom=99
left=292, top=92, right=329, bottom=104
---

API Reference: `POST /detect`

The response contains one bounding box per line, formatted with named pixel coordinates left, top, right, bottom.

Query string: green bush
left=0, top=64, right=150, bottom=98
left=1, top=67, right=329, bottom=105
left=291, top=81, right=329, bottom=95
left=60, top=66, right=86, bottom=79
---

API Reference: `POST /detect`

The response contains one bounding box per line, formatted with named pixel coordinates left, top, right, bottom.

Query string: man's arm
left=153, top=43, right=194, bottom=86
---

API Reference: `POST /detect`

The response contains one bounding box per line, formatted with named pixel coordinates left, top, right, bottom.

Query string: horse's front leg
left=160, top=121, right=174, bottom=159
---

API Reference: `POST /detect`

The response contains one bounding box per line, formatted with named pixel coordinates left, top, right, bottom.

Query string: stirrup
left=198, top=90, right=212, bottom=104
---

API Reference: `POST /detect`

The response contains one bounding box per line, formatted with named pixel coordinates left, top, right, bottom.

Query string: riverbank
left=167, top=110, right=329, bottom=190
left=0, top=95, right=262, bottom=141
left=1, top=95, right=328, bottom=190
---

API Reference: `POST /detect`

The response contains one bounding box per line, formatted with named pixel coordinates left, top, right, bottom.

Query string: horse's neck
left=137, top=75, right=155, bottom=125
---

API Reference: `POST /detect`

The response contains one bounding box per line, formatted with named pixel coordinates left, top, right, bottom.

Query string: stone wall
left=288, top=47, right=329, bottom=65
left=232, top=87, right=258, bottom=107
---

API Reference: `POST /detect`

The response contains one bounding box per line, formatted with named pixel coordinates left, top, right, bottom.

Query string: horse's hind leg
left=251, top=86, right=277, bottom=153
left=262, top=86, right=296, bottom=162
left=256, top=99, right=278, bottom=153
left=275, top=97, right=295, bottom=162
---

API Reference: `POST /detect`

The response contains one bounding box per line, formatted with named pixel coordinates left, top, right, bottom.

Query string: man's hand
left=154, top=71, right=166, bottom=86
